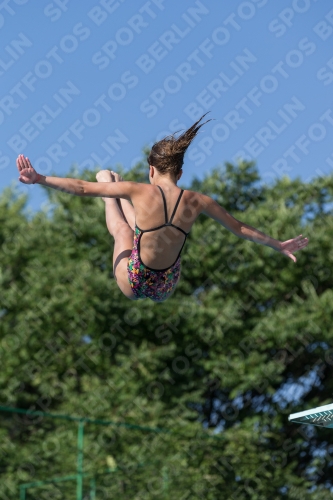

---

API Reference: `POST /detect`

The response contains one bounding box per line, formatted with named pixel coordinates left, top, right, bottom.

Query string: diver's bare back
left=130, top=183, right=203, bottom=271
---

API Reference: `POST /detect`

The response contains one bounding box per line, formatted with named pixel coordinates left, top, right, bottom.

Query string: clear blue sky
left=1, top=0, right=333, bottom=213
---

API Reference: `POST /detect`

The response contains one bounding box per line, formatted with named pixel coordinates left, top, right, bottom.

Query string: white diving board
left=289, top=403, right=333, bottom=428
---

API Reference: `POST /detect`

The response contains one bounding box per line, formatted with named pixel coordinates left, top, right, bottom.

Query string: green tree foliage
left=1, top=158, right=333, bottom=499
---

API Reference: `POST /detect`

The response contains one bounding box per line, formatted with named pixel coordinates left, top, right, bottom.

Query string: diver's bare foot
left=96, top=169, right=113, bottom=182
left=96, top=169, right=114, bottom=201
left=110, top=171, right=124, bottom=182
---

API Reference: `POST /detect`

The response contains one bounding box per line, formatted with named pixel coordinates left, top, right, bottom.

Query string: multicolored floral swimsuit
left=127, top=186, right=189, bottom=302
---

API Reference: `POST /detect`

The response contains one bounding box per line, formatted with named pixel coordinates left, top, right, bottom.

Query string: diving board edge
left=289, top=403, right=333, bottom=427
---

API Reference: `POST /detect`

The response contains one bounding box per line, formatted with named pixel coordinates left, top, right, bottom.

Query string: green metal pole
left=89, top=478, right=96, bottom=500
left=162, top=466, right=169, bottom=497
left=76, top=421, right=85, bottom=500
left=19, top=486, right=26, bottom=500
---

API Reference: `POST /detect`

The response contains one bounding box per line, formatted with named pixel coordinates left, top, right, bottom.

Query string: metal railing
left=0, top=405, right=223, bottom=499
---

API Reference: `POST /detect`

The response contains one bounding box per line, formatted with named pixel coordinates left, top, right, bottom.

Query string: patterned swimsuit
left=127, top=186, right=189, bottom=302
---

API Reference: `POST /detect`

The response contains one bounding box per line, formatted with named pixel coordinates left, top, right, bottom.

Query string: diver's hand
left=279, top=235, right=309, bottom=263
left=16, top=155, right=39, bottom=184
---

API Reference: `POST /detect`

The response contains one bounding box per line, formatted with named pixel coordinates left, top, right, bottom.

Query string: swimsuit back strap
left=169, top=189, right=184, bottom=224
left=157, top=185, right=168, bottom=224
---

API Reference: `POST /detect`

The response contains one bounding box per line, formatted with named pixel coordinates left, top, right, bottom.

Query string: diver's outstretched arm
left=16, top=155, right=138, bottom=201
left=199, top=193, right=308, bottom=263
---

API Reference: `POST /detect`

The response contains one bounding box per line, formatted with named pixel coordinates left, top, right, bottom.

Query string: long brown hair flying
left=147, top=113, right=212, bottom=176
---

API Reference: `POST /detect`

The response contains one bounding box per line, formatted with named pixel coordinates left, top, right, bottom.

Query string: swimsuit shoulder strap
left=157, top=185, right=168, bottom=224
left=169, top=189, right=184, bottom=224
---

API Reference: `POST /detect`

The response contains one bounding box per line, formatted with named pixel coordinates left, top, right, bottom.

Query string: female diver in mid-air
left=16, top=114, right=309, bottom=303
